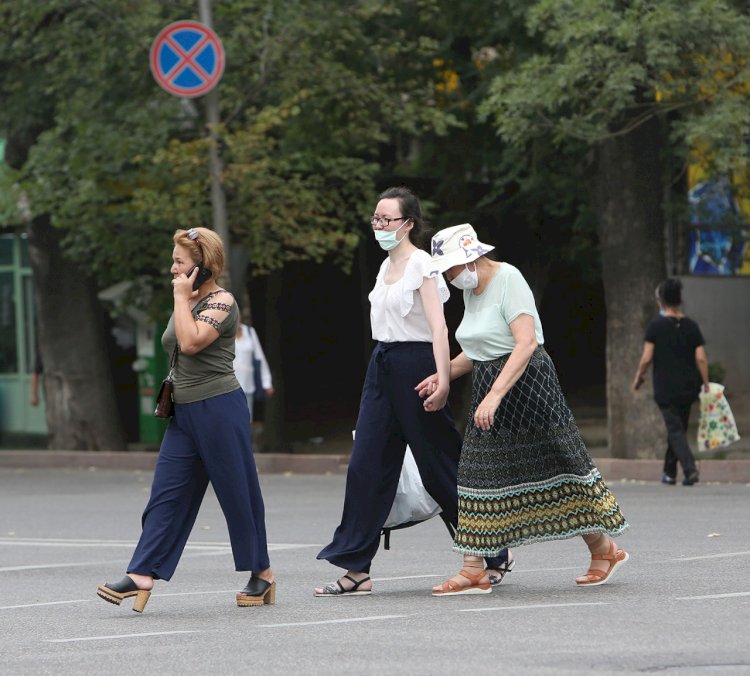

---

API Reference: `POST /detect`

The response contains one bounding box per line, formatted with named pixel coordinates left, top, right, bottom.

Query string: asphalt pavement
left=1, top=468, right=749, bottom=675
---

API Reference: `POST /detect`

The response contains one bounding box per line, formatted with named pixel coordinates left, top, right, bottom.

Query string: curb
left=0, top=450, right=349, bottom=475
left=1, top=451, right=749, bottom=483
left=593, top=458, right=750, bottom=484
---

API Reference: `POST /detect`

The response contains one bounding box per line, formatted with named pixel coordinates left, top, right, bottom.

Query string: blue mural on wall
left=687, top=176, right=750, bottom=275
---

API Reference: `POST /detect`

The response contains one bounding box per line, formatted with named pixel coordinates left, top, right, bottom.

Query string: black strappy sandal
left=487, top=557, right=515, bottom=586
left=314, top=574, right=372, bottom=597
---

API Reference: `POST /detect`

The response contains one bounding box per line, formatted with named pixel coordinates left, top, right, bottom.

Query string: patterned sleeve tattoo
left=196, top=314, right=221, bottom=331
left=204, top=302, right=233, bottom=312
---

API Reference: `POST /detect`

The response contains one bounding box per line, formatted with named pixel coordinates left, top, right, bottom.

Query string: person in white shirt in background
left=234, top=317, right=274, bottom=423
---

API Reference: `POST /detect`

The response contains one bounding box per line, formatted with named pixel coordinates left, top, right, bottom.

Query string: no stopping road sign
left=150, top=20, right=225, bottom=98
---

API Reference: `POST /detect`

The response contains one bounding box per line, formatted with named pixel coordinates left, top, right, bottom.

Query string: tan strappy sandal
left=432, top=568, right=492, bottom=596
left=576, top=540, right=629, bottom=587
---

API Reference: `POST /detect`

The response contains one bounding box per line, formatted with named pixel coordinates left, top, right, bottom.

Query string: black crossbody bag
left=154, top=344, right=178, bottom=418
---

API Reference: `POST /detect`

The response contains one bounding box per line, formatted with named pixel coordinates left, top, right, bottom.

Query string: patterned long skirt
left=454, top=347, right=628, bottom=557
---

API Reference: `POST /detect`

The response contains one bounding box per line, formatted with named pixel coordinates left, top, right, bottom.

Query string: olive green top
left=161, top=291, right=240, bottom=404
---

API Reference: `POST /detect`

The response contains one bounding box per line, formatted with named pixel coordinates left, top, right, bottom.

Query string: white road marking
left=670, top=550, right=750, bottom=562
left=0, top=537, right=317, bottom=550
left=47, top=630, right=201, bottom=643
left=259, top=614, right=409, bottom=628
left=457, top=602, right=609, bottom=613
left=0, top=541, right=227, bottom=550
left=0, top=550, right=230, bottom=573
left=0, top=590, right=239, bottom=611
left=0, top=537, right=138, bottom=545
left=676, top=591, right=750, bottom=600
left=0, top=600, right=91, bottom=610
left=0, top=539, right=316, bottom=572
left=0, top=560, right=137, bottom=573
left=372, top=574, right=442, bottom=581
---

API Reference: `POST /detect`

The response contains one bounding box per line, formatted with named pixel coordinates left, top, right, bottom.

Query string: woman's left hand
left=415, top=373, right=438, bottom=399
left=474, top=391, right=503, bottom=430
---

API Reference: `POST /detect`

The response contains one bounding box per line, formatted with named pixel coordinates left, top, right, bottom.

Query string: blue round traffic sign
left=150, top=20, right=225, bottom=98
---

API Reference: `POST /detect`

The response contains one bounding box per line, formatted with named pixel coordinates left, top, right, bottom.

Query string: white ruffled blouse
left=368, top=249, right=450, bottom=342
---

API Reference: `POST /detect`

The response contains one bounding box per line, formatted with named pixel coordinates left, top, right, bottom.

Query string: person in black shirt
left=632, top=279, right=709, bottom=486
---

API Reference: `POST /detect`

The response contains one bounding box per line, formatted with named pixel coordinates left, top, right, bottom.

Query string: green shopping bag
left=697, top=383, right=741, bottom=452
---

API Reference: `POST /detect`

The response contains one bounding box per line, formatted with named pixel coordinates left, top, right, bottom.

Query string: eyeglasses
left=370, top=215, right=407, bottom=228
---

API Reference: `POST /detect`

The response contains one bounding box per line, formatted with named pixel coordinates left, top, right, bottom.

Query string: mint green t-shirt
left=455, top=263, right=545, bottom=361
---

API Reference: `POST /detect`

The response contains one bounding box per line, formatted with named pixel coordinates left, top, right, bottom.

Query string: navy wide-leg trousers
left=317, top=342, right=508, bottom=573
left=128, top=388, right=270, bottom=580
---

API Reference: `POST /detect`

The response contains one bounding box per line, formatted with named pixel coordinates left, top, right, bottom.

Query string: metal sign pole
left=198, top=0, right=231, bottom=289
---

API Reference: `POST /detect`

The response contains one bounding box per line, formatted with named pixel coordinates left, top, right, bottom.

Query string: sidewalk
left=3, top=397, right=747, bottom=482
left=1, top=449, right=749, bottom=483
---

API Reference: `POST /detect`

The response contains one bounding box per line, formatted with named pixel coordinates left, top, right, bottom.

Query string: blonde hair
left=173, top=227, right=225, bottom=277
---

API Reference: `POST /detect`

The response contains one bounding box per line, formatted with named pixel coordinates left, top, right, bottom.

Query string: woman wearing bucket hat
left=314, top=189, right=512, bottom=597
left=420, top=223, right=629, bottom=595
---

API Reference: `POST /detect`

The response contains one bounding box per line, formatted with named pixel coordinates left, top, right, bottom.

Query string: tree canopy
left=4, top=0, right=749, bottom=454
left=481, top=0, right=750, bottom=175
left=1, top=1, right=473, bottom=310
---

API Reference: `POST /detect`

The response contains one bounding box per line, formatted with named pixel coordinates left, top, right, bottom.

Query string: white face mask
left=450, top=264, right=478, bottom=290
left=374, top=220, right=409, bottom=251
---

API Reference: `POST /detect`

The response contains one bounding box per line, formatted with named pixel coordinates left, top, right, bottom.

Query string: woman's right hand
left=172, top=266, right=199, bottom=301
left=423, top=384, right=449, bottom=412
left=415, top=373, right=438, bottom=399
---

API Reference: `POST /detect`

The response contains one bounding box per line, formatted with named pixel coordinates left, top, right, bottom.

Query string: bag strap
left=166, top=343, right=178, bottom=380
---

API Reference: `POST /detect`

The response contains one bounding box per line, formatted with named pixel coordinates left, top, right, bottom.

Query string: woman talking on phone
left=97, top=227, right=275, bottom=612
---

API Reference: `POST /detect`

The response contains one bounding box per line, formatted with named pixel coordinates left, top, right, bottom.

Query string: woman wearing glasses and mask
left=314, top=187, right=512, bottom=597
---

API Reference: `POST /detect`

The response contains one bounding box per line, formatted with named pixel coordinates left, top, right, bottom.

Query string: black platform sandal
left=236, top=575, right=276, bottom=607
left=314, top=574, right=372, bottom=597
left=97, top=576, right=151, bottom=613
left=487, top=557, right=515, bottom=586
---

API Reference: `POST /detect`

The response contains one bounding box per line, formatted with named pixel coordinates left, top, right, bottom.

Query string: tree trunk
left=592, top=116, right=666, bottom=458
left=27, top=216, right=127, bottom=450
left=260, top=269, right=288, bottom=452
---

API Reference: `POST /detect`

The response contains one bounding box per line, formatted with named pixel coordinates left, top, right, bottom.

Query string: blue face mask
left=659, top=309, right=666, bottom=317
left=374, top=220, right=409, bottom=251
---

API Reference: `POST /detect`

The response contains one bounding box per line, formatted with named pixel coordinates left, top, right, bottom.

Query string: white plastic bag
left=697, top=382, right=741, bottom=452
left=351, top=430, right=441, bottom=528
left=384, top=446, right=442, bottom=528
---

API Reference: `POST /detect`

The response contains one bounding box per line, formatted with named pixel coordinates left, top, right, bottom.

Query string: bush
left=708, top=362, right=726, bottom=384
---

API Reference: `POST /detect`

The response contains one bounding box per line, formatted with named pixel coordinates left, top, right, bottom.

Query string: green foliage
left=709, top=361, right=726, bottom=384
left=481, top=0, right=750, bottom=177
left=0, top=0, right=463, bottom=314
left=0, top=161, right=21, bottom=225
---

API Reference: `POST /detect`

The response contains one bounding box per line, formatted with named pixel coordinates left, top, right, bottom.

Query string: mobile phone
left=188, top=260, right=213, bottom=291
